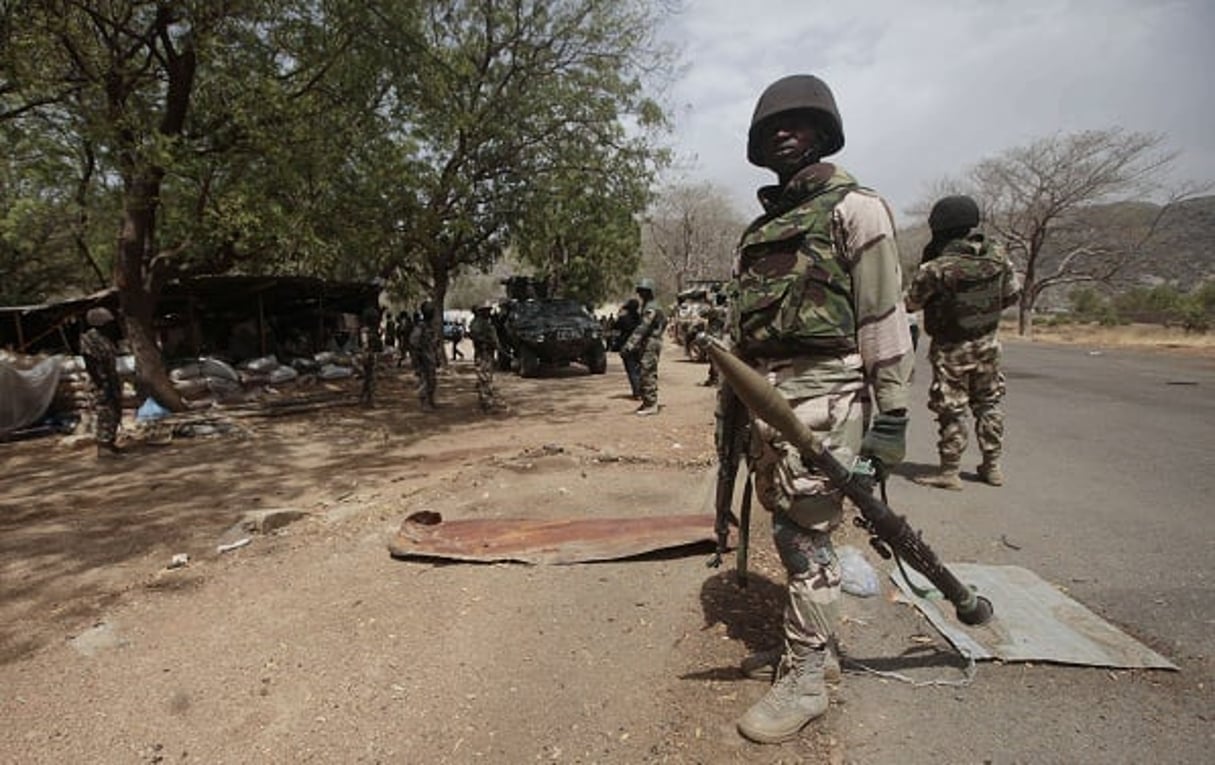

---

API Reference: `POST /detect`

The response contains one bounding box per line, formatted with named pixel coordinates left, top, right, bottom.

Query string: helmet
left=747, top=74, right=844, bottom=166
left=420, top=301, right=436, bottom=321
left=86, top=307, right=115, bottom=327
left=928, top=195, right=981, bottom=233
left=636, top=277, right=656, bottom=293
left=474, top=301, right=493, bottom=314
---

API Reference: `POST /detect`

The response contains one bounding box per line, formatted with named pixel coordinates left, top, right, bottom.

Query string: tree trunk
left=114, top=182, right=186, bottom=411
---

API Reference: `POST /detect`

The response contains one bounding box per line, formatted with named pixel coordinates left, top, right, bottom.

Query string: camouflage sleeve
left=629, top=307, right=657, bottom=346
left=838, top=190, right=914, bottom=413
left=999, top=245, right=1022, bottom=309
left=904, top=262, right=939, bottom=313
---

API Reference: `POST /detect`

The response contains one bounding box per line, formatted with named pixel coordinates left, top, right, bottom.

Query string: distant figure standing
left=450, top=321, right=465, bottom=361
left=613, top=298, right=642, bottom=400
left=409, top=301, right=439, bottom=411
left=396, top=311, right=413, bottom=367
left=80, top=307, right=124, bottom=457
left=622, top=278, right=666, bottom=416
left=469, top=303, right=505, bottom=412
left=906, top=194, right=1021, bottom=490
left=358, top=306, right=383, bottom=408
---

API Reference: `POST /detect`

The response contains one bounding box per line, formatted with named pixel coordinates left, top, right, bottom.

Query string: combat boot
left=978, top=459, right=1004, bottom=486
left=915, top=464, right=962, bottom=491
left=741, top=642, right=841, bottom=683
left=737, top=646, right=830, bottom=744
left=635, top=403, right=660, bottom=416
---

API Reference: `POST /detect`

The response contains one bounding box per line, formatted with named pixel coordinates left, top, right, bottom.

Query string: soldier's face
left=759, top=111, right=820, bottom=176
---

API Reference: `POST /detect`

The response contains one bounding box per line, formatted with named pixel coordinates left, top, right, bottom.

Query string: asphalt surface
left=838, top=339, right=1215, bottom=764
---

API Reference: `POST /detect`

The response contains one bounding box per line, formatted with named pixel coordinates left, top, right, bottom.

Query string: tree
left=372, top=0, right=672, bottom=324
left=1, top=1, right=385, bottom=407
left=967, top=128, right=1198, bottom=335
left=642, top=180, right=742, bottom=295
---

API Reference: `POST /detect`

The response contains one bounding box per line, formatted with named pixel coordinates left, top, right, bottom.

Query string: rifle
left=702, top=337, right=993, bottom=626
left=708, top=383, right=752, bottom=586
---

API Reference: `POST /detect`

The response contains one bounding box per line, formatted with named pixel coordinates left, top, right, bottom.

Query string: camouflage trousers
left=927, top=339, right=1006, bottom=467
left=359, top=351, right=378, bottom=407
left=638, top=342, right=661, bottom=408
left=413, top=354, right=437, bottom=408
left=748, top=358, right=865, bottom=650
left=94, top=392, right=121, bottom=447
left=474, top=345, right=500, bottom=410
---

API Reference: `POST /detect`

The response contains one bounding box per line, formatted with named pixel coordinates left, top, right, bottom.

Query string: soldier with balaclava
left=906, top=195, right=1021, bottom=490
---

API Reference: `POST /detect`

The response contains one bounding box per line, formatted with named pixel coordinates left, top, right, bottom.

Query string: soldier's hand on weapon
left=859, top=409, right=908, bottom=481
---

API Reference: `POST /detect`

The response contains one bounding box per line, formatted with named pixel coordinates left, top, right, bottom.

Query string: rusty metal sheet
left=388, top=511, right=724, bottom=565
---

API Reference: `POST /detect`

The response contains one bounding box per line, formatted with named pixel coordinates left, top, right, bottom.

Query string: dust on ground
left=1, top=345, right=854, bottom=764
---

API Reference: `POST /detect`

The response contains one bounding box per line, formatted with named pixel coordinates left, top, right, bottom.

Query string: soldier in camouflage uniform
left=699, top=290, right=729, bottom=387
left=727, top=75, right=915, bottom=745
left=358, top=306, right=383, bottom=408
left=468, top=302, right=505, bottom=412
left=409, top=301, right=439, bottom=411
left=622, top=278, right=666, bottom=416
left=80, top=307, right=124, bottom=458
left=906, top=195, right=1021, bottom=490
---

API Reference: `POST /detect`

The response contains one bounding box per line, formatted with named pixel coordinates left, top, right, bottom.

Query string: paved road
left=839, top=340, right=1215, bottom=764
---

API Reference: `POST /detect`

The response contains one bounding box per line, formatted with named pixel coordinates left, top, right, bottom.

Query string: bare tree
left=641, top=181, right=743, bottom=294
left=967, top=128, right=1198, bottom=335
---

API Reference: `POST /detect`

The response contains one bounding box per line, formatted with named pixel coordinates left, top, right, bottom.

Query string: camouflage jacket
left=624, top=299, right=666, bottom=355
left=468, top=314, right=500, bottom=352
left=731, top=163, right=914, bottom=411
left=80, top=327, right=122, bottom=398
left=906, top=234, right=1021, bottom=345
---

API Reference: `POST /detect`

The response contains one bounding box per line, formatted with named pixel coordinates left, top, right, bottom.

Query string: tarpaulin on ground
left=0, top=357, right=63, bottom=436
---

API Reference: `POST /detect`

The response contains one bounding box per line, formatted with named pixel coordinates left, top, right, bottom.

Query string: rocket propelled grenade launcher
left=702, top=338, right=993, bottom=627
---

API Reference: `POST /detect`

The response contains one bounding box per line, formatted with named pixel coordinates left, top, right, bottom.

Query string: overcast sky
left=656, top=0, right=1215, bottom=223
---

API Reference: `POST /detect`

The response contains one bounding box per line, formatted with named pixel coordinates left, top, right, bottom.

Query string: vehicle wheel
left=587, top=343, right=607, bottom=374
left=519, top=348, right=540, bottom=378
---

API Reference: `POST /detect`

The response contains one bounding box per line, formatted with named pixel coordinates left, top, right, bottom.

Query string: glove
left=860, top=411, right=909, bottom=474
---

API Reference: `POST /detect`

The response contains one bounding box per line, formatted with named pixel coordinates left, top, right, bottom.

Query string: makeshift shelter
left=0, top=276, right=381, bottom=362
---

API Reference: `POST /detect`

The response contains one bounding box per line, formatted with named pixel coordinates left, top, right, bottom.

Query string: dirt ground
left=3, top=341, right=879, bottom=764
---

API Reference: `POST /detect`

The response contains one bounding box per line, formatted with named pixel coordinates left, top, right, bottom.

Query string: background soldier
left=612, top=298, right=642, bottom=400
left=80, top=307, right=124, bottom=458
left=727, top=74, right=914, bottom=744
left=699, top=289, right=729, bottom=387
left=409, top=301, right=439, bottom=411
left=906, top=195, right=1022, bottom=489
left=358, top=306, right=383, bottom=407
left=468, top=302, right=504, bottom=412
left=622, top=278, right=666, bottom=415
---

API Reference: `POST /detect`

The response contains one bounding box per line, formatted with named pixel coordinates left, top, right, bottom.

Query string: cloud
left=658, top=0, right=1215, bottom=222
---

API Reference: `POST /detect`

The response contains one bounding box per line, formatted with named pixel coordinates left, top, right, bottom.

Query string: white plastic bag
left=838, top=545, right=880, bottom=598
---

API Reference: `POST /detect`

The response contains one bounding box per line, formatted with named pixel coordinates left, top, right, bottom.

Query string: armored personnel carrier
left=496, top=276, right=607, bottom=377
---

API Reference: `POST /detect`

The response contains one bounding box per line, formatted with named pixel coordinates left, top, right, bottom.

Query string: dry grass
left=1004, top=320, right=1215, bottom=358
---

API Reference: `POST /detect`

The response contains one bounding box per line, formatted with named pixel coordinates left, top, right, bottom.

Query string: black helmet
left=928, top=195, right=981, bottom=233
left=420, top=301, right=436, bottom=321
left=86, top=307, right=115, bottom=327
left=747, top=74, right=844, bottom=166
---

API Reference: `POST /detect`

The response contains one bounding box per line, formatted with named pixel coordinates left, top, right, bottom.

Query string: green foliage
left=0, top=0, right=672, bottom=311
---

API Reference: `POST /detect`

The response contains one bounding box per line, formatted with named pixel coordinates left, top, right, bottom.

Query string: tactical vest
left=732, top=173, right=858, bottom=359
left=922, top=237, right=1008, bottom=343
